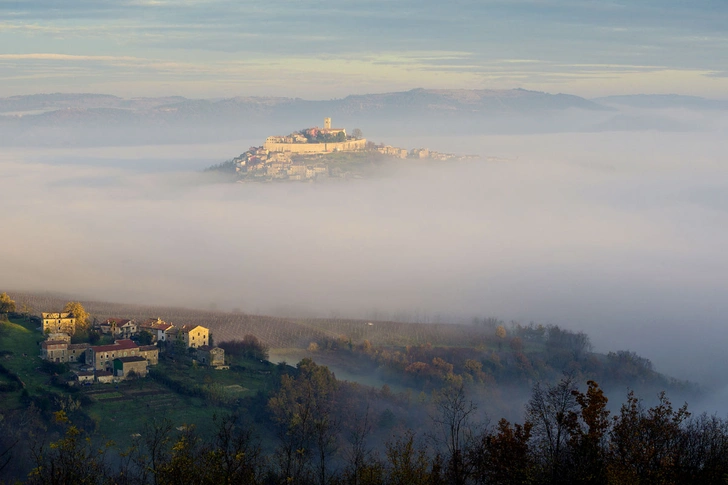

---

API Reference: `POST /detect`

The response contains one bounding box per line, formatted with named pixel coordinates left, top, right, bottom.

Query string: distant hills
left=0, top=88, right=606, bottom=117
left=0, top=88, right=724, bottom=146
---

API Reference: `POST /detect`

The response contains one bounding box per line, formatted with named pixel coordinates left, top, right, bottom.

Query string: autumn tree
left=564, top=380, right=610, bottom=484
left=608, top=390, right=690, bottom=484
left=385, top=431, right=433, bottom=485
left=0, top=292, right=16, bottom=314
left=63, top=301, right=89, bottom=329
left=28, top=411, right=111, bottom=485
left=268, top=358, right=339, bottom=485
left=471, top=418, right=534, bottom=485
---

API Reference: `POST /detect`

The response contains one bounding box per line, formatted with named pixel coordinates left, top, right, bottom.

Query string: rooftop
left=90, top=339, right=138, bottom=353
left=115, top=356, right=147, bottom=363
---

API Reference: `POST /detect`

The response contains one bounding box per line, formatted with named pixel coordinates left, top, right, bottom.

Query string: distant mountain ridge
left=0, top=89, right=722, bottom=146
left=0, top=88, right=606, bottom=117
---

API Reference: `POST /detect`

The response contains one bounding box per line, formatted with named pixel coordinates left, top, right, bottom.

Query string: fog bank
left=2, top=126, right=728, bottom=389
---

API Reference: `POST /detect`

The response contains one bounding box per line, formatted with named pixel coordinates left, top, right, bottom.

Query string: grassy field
left=0, top=315, right=52, bottom=407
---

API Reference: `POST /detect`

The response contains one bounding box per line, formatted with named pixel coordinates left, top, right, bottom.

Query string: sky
left=1, top=0, right=728, bottom=98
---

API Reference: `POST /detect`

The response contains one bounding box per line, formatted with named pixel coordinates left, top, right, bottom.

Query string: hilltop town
left=208, top=117, right=477, bottom=182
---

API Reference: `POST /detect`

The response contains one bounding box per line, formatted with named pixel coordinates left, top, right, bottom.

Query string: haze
left=3, top=0, right=728, bottom=412
left=2, top=110, right=728, bottom=390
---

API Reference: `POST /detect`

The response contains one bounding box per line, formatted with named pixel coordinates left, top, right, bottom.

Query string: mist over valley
left=3, top=95, right=728, bottom=399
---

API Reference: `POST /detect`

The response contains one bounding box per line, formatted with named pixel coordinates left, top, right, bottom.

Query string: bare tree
left=525, top=374, right=578, bottom=483
left=431, top=383, right=479, bottom=485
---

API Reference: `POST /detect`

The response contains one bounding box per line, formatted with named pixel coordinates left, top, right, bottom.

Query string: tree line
left=7, top=364, right=728, bottom=485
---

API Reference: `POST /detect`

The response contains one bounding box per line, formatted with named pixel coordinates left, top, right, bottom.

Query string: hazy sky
left=1, top=0, right=727, bottom=98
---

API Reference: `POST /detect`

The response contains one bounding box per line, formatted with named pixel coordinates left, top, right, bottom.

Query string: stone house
left=41, top=340, right=70, bottom=363
left=67, top=343, right=90, bottom=363
left=119, top=320, right=138, bottom=339
left=42, top=312, right=76, bottom=334
left=74, top=370, right=94, bottom=384
left=41, top=339, right=89, bottom=363
left=113, top=356, right=148, bottom=378
left=47, top=332, right=71, bottom=343
left=196, top=346, right=225, bottom=367
left=100, top=318, right=136, bottom=337
left=95, top=370, right=114, bottom=383
left=178, top=325, right=209, bottom=349
left=86, top=340, right=140, bottom=371
left=139, top=319, right=175, bottom=343
left=138, top=345, right=159, bottom=365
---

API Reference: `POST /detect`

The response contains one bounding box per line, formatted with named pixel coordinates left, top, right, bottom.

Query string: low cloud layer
left=2, top=125, right=728, bottom=389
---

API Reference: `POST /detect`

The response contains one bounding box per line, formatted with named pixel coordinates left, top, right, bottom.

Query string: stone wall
left=263, top=138, right=367, bottom=154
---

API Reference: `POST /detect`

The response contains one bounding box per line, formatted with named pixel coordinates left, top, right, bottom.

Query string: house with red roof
left=86, top=339, right=140, bottom=371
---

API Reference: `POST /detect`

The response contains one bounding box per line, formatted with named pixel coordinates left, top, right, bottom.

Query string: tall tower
left=324, top=117, right=331, bottom=130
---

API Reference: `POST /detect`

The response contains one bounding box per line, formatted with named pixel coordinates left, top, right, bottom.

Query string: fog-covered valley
left=3, top=107, right=728, bottom=402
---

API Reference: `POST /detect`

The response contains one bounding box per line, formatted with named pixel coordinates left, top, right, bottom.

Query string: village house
left=41, top=339, right=70, bottom=363
left=113, top=356, right=148, bottom=379
left=41, top=339, right=89, bottom=363
left=47, top=332, right=71, bottom=343
left=67, top=343, right=90, bottom=363
left=139, top=318, right=175, bottom=343
left=86, top=339, right=140, bottom=371
left=42, top=312, right=76, bottom=334
left=138, top=345, right=159, bottom=365
left=177, top=325, right=209, bottom=348
left=119, top=320, right=138, bottom=339
left=100, top=318, right=137, bottom=338
left=196, top=345, right=225, bottom=367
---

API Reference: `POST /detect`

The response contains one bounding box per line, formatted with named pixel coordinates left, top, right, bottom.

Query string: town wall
left=263, top=138, right=367, bottom=154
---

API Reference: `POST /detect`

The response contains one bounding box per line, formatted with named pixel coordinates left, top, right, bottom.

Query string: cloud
left=0, top=53, right=143, bottom=61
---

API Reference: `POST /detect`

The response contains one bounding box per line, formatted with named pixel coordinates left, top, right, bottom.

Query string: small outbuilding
left=75, top=370, right=94, bottom=384
left=113, top=356, right=148, bottom=379
left=95, top=370, right=114, bottom=384
left=196, top=345, right=225, bottom=367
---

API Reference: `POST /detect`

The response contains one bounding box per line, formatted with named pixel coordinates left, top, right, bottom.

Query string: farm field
left=83, top=379, right=230, bottom=445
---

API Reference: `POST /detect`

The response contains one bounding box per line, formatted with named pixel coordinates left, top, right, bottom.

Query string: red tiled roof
left=139, top=345, right=158, bottom=352
left=105, top=318, right=131, bottom=325
left=90, top=339, right=138, bottom=353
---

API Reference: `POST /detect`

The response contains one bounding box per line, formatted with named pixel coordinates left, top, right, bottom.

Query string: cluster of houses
left=39, top=313, right=226, bottom=385
left=232, top=146, right=331, bottom=181
left=376, top=145, right=474, bottom=161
